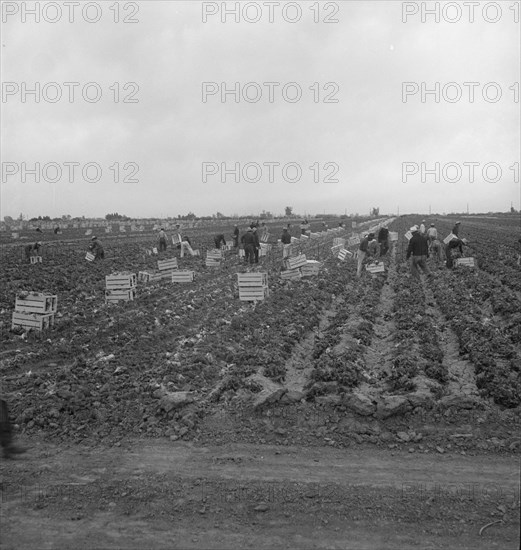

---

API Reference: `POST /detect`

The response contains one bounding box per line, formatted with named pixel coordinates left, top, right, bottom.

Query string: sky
left=1, top=0, right=520, bottom=219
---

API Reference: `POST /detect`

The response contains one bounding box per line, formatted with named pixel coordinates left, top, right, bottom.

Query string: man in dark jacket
left=241, top=228, right=256, bottom=265
left=214, top=234, right=226, bottom=249
left=88, top=236, right=104, bottom=260
left=406, top=225, right=430, bottom=277
left=377, top=226, right=390, bottom=256
left=452, top=221, right=461, bottom=236
left=357, top=233, right=377, bottom=277
left=445, top=237, right=465, bottom=268
left=24, top=242, right=41, bottom=261
left=232, top=225, right=239, bottom=248
left=1, top=398, right=27, bottom=459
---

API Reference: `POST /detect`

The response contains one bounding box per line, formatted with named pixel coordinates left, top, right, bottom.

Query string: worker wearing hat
left=419, top=220, right=426, bottom=235
left=406, top=225, right=430, bottom=278
left=88, top=235, right=104, bottom=260
left=241, top=227, right=256, bottom=265
left=452, top=221, right=461, bottom=236
left=24, top=241, right=41, bottom=261
left=357, top=232, right=377, bottom=277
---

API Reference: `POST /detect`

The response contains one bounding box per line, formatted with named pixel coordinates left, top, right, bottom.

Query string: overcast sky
left=1, top=0, right=519, bottom=219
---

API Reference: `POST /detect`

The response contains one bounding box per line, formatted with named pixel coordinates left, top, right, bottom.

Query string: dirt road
left=1, top=439, right=519, bottom=549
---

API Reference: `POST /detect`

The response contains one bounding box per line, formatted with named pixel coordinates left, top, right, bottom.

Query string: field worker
left=260, top=222, right=269, bottom=240
left=1, top=397, right=27, bottom=459
left=357, top=233, right=376, bottom=277
left=232, top=224, right=240, bottom=248
left=88, top=236, right=104, bottom=260
left=430, top=238, right=443, bottom=262
left=281, top=227, right=292, bottom=259
left=54, top=225, right=60, bottom=234
left=24, top=242, right=41, bottom=261
left=426, top=223, right=437, bottom=243
left=158, top=227, right=168, bottom=252
left=241, top=228, right=256, bottom=265
left=406, top=225, right=430, bottom=277
left=377, top=226, right=390, bottom=256
left=419, top=220, right=426, bottom=234
left=252, top=227, right=261, bottom=263
left=214, top=234, right=226, bottom=249
left=300, top=220, right=308, bottom=235
left=445, top=237, right=465, bottom=269
left=452, top=221, right=461, bottom=236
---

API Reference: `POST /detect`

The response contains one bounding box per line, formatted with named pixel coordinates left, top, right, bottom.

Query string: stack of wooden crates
left=237, top=273, right=269, bottom=301
left=105, top=272, right=137, bottom=303
left=12, top=292, right=57, bottom=332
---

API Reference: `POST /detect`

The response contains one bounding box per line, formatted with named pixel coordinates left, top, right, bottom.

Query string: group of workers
left=405, top=220, right=468, bottom=277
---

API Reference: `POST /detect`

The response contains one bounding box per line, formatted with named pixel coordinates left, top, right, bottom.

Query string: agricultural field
left=1, top=215, right=519, bottom=549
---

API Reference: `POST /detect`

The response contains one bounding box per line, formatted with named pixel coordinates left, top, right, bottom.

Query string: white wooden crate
left=389, top=232, right=398, bottom=242
left=138, top=271, right=151, bottom=283
left=404, top=231, right=413, bottom=241
left=260, top=233, right=270, bottom=243
left=15, top=293, right=57, bottom=314
left=237, top=273, right=268, bottom=287
left=347, top=236, right=361, bottom=247
left=239, top=287, right=269, bottom=301
left=30, top=256, right=43, bottom=264
left=206, top=259, right=221, bottom=267
left=106, top=272, right=137, bottom=289
left=105, top=288, right=136, bottom=303
left=290, top=237, right=299, bottom=243
left=333, top=238, right=346, bottom=247
left=171, top=271, right=195, bottom=283
left=85, top=252, right=95, bottom=262
left=207, top=249, right=224, bottom=259
left=157, top=258, right=178, bottom=271
left=443, top=233, right=457, bottom=245
left=281, top=269, right=302, bottom=281
left=12, top=312, right=54, bottom=332
left=338, top=249, right=353, bottom=261
left=366, top=262, right=385, bottom=274
left=284, top=254, right=307, bottom=270
left=301, top=260, right=322, bottom=276
left=310, top=232, right=320, bottom=239
left=455, top=257, right=475, bottom=268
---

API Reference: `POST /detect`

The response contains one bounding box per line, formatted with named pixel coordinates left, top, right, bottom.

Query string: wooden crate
left=157, top=258, right=178, bottom=271
left=138, top=271, right=150, bottom=283
left=455, top=257, right=476, bottom=268
left=239, top=287, right=269, bottom=301
left=105, top=288, right=136, bottom=303
left=347, top=236, right=360, bottom=247
left=149, top=270, right=175, bottom=281
left=105, top=272, right=137, bottom=289
left=15, top=293, right=57, bottom=314
left=207, top=249, right=224, bottom=259
left=206, top=258, right=221, bottom=267
left=30, top=256, right=42, bottom=264
left=309, top=232, right=320, bottom=239
left=284, top=254, right=307, bottom=270
left=338, top=249, right=353, bottom=261
left=366, top=263, right=385, bottom=274
left=404, top=231, right=413, bottom=241
left=331, top=244, right=343, bottom=255
left=301, top=260, right=321, bottom=276
left=85, top=229, right=92, bottom=236
left=300, top=235, right=309, bottom=241
left=237, top=273, right=268, bottom=287
left=85, top=252, right=95, bottom=262
left=260, top=233, right=270, bottom=243
left=171, top=271, right=195, bottom=283
left=12, top=312, right=54, bottom=332
left=333, top=238, right=346, bottom=247
left=389, top=232, right=398, bottom=242
left=443, top=233, right=457, bottom=245
left=290, top=237, right=299, bottom=243
left=281, top=269, right=302, bottom=281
